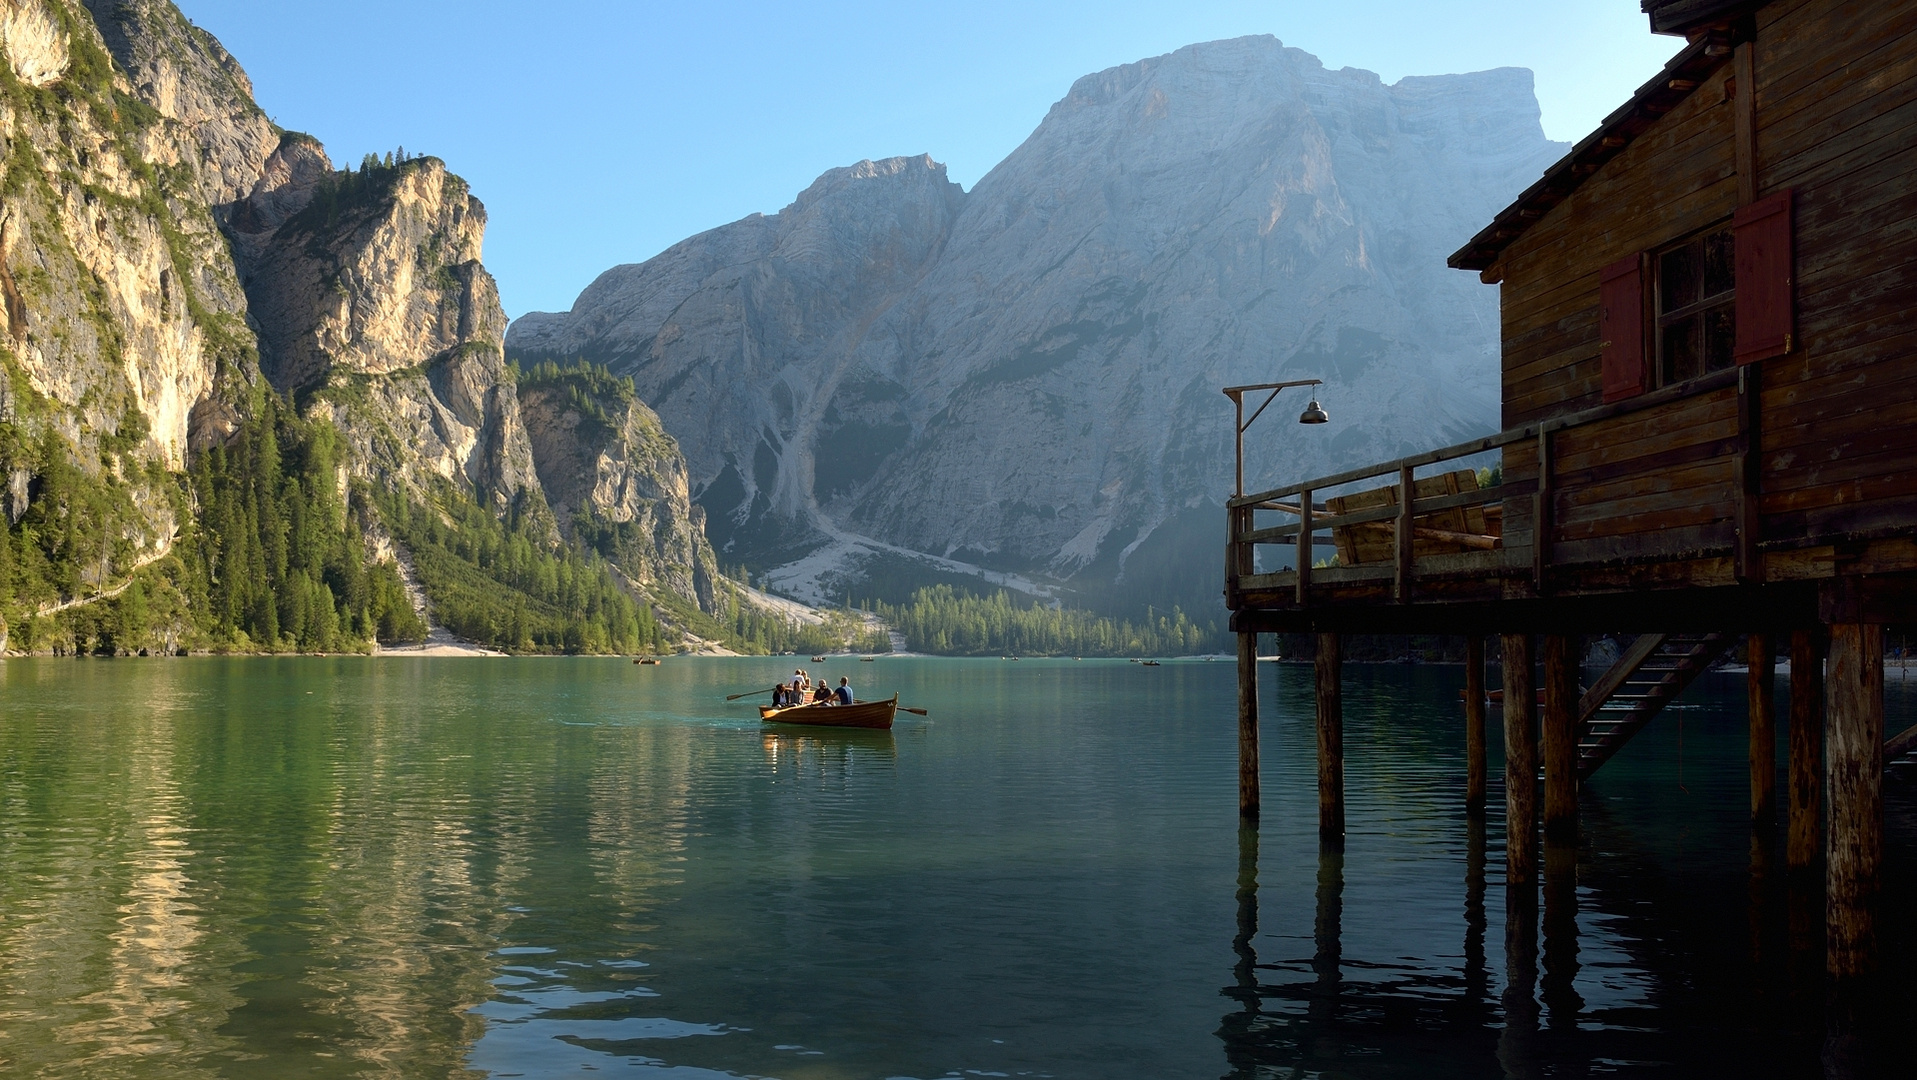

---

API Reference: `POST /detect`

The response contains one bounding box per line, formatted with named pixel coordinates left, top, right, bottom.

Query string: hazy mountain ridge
left=507, top=36, right=1565, bottom=611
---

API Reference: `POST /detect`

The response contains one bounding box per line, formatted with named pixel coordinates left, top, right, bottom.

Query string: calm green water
left=1, top=656, right=1913, bottom=1079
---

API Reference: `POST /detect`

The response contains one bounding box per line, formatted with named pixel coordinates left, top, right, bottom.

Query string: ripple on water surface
left=0, top=656, right=1913, bottom=1078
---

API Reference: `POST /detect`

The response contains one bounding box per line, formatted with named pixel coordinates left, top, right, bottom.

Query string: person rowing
left=835, top=677, right=853, bottom=705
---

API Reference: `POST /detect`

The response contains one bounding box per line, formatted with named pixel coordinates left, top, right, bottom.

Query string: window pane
left=1662, top=316, right=1701, bottom=385
left=1660, top=243, right=1699, bottom=312
left=1704, top=303, right=1736, bottom=373
left=1703, top=229, right=1735, bottom=300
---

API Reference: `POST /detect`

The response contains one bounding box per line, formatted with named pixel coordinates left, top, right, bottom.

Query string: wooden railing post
left=1395, top=464, right=1415, bottom=603
left=1295, top=489, right=1313, bottom=606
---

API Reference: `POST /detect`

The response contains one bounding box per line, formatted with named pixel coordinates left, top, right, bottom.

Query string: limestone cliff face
left=0, top=0, right=268, bottom=553
left=228, top=141, right=541, bottom=511
left=509, top=37, right=1565, bottom=602
left=0, top=0, right=726, bottom=634
left=518, top=373, right=721, bottom=613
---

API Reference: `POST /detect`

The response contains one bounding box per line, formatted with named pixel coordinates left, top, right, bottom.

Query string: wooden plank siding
left=1754, top=0, right=1917, bottom=550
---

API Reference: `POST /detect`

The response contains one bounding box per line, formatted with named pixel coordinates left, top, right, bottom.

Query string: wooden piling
left=1788, top=628, right=1824, bottom=873
left=1501, top=633, right=1538, bottom=886
left=1824, top=622, right=1883, bottom=980
left=1748, top=632, right=1777, bottom=828
left=1237, top=631, right=1259, bottom=819
left=1541, top=635, right=1578, bottom=843
left=1316, top=632, right=1344, bottom=844
left=1465, top=636, right=1488, bottom=817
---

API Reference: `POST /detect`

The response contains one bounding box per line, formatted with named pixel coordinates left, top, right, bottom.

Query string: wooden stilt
left=1501, top=633, right=1538, bottom=886
left=1316, top=632, right=1344, bottom=844
left=1237, top=631, right=1259, bottom=819
left=1465, top=636, right=1488, bottom=817
left=1788, top=628, right=1825, bottom=874
left=1748, top=632, right=1777, bottom=828
left=1824, top=622, right=1883, bottom=980
left=1541, top=634, right=1578, bottom=843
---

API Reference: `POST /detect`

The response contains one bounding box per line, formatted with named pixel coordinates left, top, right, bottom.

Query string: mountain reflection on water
left=0, top=657, right=1911, bottom=1078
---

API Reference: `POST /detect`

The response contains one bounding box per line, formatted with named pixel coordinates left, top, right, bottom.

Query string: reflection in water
left=1464, top=820, right=1490, bottom=1014
left=1311, top=847, right=1344, bottom=1032
left=2, top=658, right=1913, bottom=1078
left=1541, top=842, right=1582, bottom=1032
left=1498, top=883, right=1540, bottom=1079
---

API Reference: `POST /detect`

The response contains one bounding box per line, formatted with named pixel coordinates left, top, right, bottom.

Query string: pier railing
left=1228, top=366, right=1751, bottom=608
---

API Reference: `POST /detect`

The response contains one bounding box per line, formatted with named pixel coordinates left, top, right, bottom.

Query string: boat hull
left=758, top=695, right=898, bottom=730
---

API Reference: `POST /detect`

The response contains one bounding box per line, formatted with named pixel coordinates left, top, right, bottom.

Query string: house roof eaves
left=1447, top=27, right=1738, bottom=274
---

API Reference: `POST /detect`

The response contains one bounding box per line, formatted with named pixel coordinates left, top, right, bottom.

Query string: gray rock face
left=518, top=373, right=721, bottom=613
left=507, top=37, right=1565, bottom=599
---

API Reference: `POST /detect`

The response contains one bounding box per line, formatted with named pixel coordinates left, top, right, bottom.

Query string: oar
left=902, top=707, right=929, bottom=716
left=725, top=686, right=783, bottom=701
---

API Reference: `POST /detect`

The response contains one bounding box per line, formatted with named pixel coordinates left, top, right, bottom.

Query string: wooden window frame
left=1651, top=221, right=1738, bottom=390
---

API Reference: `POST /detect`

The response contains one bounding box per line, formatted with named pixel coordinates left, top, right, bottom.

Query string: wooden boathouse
left=1225, top=0, right=1917, bottom=981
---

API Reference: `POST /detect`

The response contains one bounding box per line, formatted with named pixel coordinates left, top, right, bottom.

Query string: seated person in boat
left=812, top=681, right=833, bottom=705
left=835, top=677, right=853, bottom=705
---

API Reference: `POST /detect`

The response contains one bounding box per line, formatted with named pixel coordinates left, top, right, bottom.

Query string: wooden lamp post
left=1222, top=378, right=1326, bottom=821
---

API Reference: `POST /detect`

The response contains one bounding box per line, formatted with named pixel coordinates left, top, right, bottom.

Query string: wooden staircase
left=1572, top=632, right=1737, bottom=780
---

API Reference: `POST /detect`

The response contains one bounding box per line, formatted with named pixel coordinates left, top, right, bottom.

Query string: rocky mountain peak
left=508, top=35, right=1567, bottom=615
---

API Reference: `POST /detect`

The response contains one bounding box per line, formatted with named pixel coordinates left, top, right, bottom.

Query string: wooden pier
left=1226, top=0, right=1917, bottom=982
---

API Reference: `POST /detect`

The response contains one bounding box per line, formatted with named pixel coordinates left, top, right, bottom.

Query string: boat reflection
left=760, top=728, right=898, bottom=771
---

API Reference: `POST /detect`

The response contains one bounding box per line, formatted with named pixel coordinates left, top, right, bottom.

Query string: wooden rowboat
left=758, top=694, right=898, bottom=730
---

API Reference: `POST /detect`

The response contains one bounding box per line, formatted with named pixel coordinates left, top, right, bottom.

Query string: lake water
left=1, top=656, right=1913, bottom=1079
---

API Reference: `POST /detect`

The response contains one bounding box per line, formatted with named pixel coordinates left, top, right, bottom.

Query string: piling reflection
left=1541, top=842, right=1582, bottom=1032
left=1497, top=882, right=1540, bottom=1079
left=1464, top=820, right=1490, bottom=1012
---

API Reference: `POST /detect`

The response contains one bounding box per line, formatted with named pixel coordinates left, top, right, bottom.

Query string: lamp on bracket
left=1221, top=378, right=1326, bottom=499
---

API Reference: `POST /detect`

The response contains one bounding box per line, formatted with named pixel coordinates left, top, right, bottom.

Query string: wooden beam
left=1396, top=465, right=1416, bottom=603
left=1503, top=633, right=1539, bottom=886
left=1466, top=636, right=1488, bottom=817
left=1734, top=364, right=1763, bottom=581
left=1788, top=628, right=1825, bottom=874
left=1237, top=631, right=1260, bottom=819
left=1577, top=633, right=1667, bottom=722
left=1316, top=632, right=1345, bottom=845
left=1734, top=42, right=1756, bottom=206
left=1825, top=622, right=1884, bottom=980
left=1887, top=721, right=1917, bottom=763
left=1296, top=489, right=1313, bottom=606
left=1749, top=632, right=1777, bottom=827
left=1542, top=635, right=1579, bottom=843
left=1534, top=431, right=1554, bottom=592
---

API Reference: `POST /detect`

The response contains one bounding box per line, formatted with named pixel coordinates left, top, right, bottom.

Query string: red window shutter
left=1600, top=255, right=1646, bottom=403
left=1735, top=188, right=1794, bottom=363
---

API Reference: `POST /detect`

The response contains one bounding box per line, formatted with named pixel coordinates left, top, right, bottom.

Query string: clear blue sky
left=172, top=1, right=1681, bottom=320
